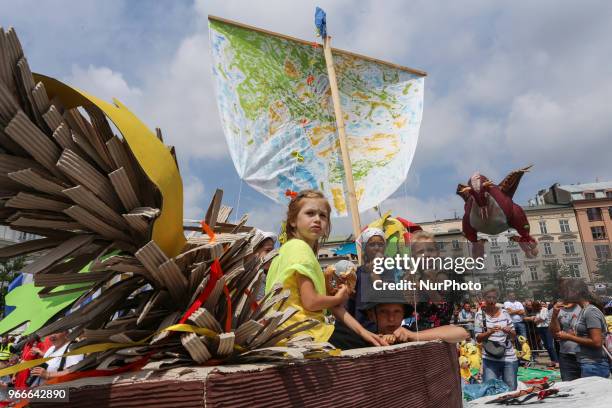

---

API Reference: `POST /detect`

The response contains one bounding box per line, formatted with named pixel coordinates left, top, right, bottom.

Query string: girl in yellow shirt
left=265, top=190, right=384, bottom=346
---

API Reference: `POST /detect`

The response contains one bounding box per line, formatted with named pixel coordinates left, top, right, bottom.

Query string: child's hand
left=393, top=327, right=416, bottom=343
left=361, top=330, right=388, bottom=347
left=334, top=284, right=350, bottom=304
left=380, top=334, right=396, bottom=345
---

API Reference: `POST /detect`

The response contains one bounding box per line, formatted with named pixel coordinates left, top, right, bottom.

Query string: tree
left=594, top=258, right=612, bottom=295
left=493, top=264, right=529, bottom=300
left=539, top=261, right=572, bottom=301
left=0, top=256, right=26, bottom=316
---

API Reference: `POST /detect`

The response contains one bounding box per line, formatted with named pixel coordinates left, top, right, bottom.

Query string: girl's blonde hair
left=285, top=190, right=331, bottom=250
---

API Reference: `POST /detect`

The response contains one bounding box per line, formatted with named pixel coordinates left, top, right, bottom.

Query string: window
left=510, top=253, right=519, bottom=266
left=567, top=264, right=580, bottom=278
left=607, top=191, right=612, bottom=199
left=18, top=231, right=28, bottom=241
left=493, top=254, right=502, bottom=267
left=609, top=207, right=612, bottom=219
left=543, top=242, right=552, bottom=255
left=591, top=226, right=607, bottom=240
left=584, top=192, right=595, bottom=199
left=490, top=237, right=498, bottom=247
left=539, top=220, right=548, bottom=234
left=452, top=240, right=460, bottom=250
left=559, top=219, right=570, bottom=233
left=436, top=242, right=445, bottom=250
left=529, top=266, right=538, bottom=281
left=595, top=245, right=610, bottom=260
left=564, top=241, right=576, bottom=254
left=587, top=208, right=603, bottom=221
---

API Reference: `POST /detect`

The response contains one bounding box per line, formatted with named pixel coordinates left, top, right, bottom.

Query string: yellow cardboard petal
left=34, top=74, right=185, bottom=257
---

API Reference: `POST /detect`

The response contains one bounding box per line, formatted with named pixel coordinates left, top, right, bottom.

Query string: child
left=265, top=190, right=384, bottom=346
left=516, top=335, right=532, bottom=367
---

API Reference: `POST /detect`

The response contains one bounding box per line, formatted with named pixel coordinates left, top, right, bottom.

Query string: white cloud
left=182, top=176, right=206, bottom=220
left=6, top=0, right=612, bottom=228
left=67, top=65, right=142, bottom=107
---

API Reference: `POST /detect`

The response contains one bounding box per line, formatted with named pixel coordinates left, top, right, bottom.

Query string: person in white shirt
left=30, top=331, right=83, bottom=385
left=503, top=292, right=526, bottom=345
left=529, top=301, right=559, bottom=368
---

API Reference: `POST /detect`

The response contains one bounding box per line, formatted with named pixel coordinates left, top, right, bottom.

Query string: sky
left=3, top=0, right=611, bottom=236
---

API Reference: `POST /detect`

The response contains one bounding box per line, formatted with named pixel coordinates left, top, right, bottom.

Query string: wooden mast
left=322, top=35, right=363, bottom=264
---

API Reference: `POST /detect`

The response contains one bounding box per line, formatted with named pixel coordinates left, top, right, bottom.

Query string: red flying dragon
left=457, top=166, right=538, bottom=259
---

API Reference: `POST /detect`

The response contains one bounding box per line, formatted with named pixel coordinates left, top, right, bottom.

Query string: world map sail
left=209, top=16, right=425, bottom=216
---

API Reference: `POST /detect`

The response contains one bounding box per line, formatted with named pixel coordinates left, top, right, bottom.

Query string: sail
left=209, top=16, right=425, bottom=216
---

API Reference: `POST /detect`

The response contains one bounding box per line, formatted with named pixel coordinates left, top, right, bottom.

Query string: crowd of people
left=0, top=188, right=610, bottom=399
left=454, top=285, right=612, bottom=390
left=0, top=330, right=84, bottom=401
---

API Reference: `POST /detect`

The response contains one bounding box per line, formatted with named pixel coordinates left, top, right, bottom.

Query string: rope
left=402, top=178, right=419, bottom=341
left=234, top=178, right=244, bottom=223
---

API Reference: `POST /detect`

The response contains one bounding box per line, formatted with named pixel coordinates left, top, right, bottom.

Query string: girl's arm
left=297, top=275, right=347, bottom=311
left=396, top=325, right=469, bottom=343
left=556, top=328, right=603, bottom=348
left=331, top=304, right=387, bottom=347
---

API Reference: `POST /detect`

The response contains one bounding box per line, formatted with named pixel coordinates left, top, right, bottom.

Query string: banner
left=209, top=17, right=425, bottom=216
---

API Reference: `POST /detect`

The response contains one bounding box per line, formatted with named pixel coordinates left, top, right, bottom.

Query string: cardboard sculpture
left=0, top=27, right=335, bottom=376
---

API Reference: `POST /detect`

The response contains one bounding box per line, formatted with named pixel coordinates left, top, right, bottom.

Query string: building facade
left=419, top=202, right=588, bottom=298
left=538, top=182, right=612, bottom=288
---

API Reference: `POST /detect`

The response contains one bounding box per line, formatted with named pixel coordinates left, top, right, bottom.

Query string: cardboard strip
left=11, top=216, right=81, bottom=232
left=157, top=258, right=188, bottom=302
left=8, top=168, right=67, bottom=196
left=32, top=81, right=50, bottom=115
left=5, top=110, right=62, bottom=177
left=105, top=136, right=140, bottom=194
left=204, top=189, right=223, bottom=229
left=42, top=104, right=62, bottom=131
left=56, top=149, right=120, bottom=210
left=181, top=333, right=212, bottom=364
left=22, top=234, right=94, bottom=275
left=16, top=58, right=46, bottom=129
left=0, top=153, right=45, bottom=175
left=0, top=236, right=63, bottom=259
left=0, top=77, right=19, bottom=121
left=34, top=271, right=112, bottom=286
left=122, top=213, right=148, bottom=236
left=134, top=240, right=169, bottom=287
left=64, top=205, right=131, bottom=242
left=83, top=106, right=115, bottom=166
left=217, top=332, right=235, bottom=356
left=0, top=29, right=12, bottom=90
left=188, top=308, right=223, bottom=333
left=72, top=129, right=112, bottom=173
left=52, top=122, right=81, bottom=152
left=108, top=167, right=140, bottom=211
left=5, top=191, right=70, bottom=212
left=62, top=185, right=127, bottom=230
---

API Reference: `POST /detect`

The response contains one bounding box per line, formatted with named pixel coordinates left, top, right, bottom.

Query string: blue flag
left=315, top=7, right=327, bottom=38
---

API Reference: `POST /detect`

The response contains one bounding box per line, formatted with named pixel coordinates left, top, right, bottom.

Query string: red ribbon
left=180, top=220, right=232, bottom=331
left=46, top=352, right=154, bottom=385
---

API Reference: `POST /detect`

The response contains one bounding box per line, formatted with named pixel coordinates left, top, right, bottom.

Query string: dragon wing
left=456, top=183, right=470, bottom=202
left=498, top=165, right=533, bottom=198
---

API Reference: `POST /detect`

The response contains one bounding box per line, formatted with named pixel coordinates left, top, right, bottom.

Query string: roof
left=557, top=181, right=612, bottom=193
left=522, top=203, right=572, bottom=211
